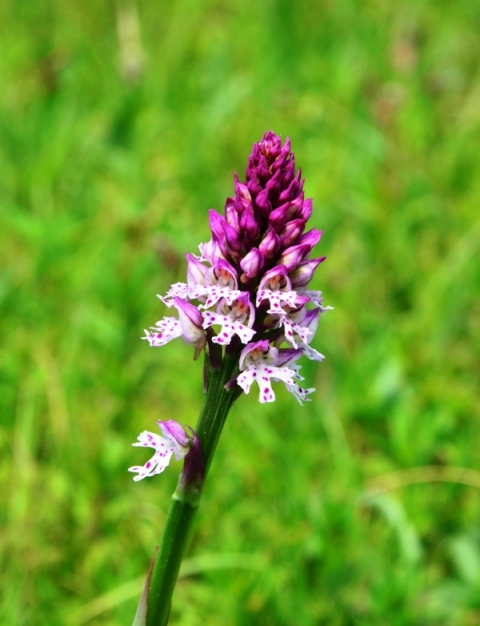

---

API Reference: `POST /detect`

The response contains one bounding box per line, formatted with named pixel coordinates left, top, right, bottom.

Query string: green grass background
left=1, top=0, right=480, bottom=624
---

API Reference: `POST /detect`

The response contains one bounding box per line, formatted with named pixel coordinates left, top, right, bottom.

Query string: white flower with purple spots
left=274, top=307, right=324, bottom=360
left=143, top=297, right=206, bottom=359
left=129, top=420, right=191, bottom=481
left=202, top=293, right=256, bottom=345
left=256, top=287, right=309, bottom=315
left=237, top=340, right=314, bottom=404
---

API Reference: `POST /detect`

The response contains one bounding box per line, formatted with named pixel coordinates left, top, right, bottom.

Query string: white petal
left=256, top=288, right=305, bottom=313
left=203, top=311, right=256, bottom=345
left=129, top=429, right=179, bottom=481
left=199, top=286, right=242, bottom=309
left=144, top=317, right=183, bottom=346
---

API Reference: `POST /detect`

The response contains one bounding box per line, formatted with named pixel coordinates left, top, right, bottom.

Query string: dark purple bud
left=283, top=158, right=296, bottom=179
left=289, top=257, right=326, bottom=288
left=270, top=138, right=291, bottom=173
left=223, top=226, right=243, bottom=254
left=279, top=172, right=302, bottom=203
left=265, top=169, right=283, bottom=194
left=260, top=131, right=284, bottom=158
left=240, top=247, right=264, bottom=279
left=284, top=193, right=304, bottom=219
left=255, top=188, right=272, bottom=215
left=209, top=209, right=242, bottom=253
left=279, top=219, right=305, bottom=247
left=268, top=201, right=291, bottom=232
left=259, top=228, right=281, bottom=259
left=299, top=198, right=313, bottom=221
left=256, top=155, right=271, bottom=181
left=239, top=204, right=260, bottom=241
left=247, top=176, right=262, bottom=197
left=208, top=209, right=226, bottom=242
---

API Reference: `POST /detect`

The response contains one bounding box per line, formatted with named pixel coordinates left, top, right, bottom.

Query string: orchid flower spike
left=142, top=131, right=331, bottom=404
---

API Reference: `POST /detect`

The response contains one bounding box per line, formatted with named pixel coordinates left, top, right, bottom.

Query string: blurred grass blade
left=133, top=547, right=158, bottom=626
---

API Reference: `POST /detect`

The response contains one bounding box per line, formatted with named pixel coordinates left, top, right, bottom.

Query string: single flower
left=128, top=420, right=191, bottom=482
left=236, top=340, right=314, bottom=404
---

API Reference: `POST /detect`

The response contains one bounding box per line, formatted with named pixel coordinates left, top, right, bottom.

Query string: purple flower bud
left=277, top=243, right=311, bottom=272
left=247, top=176, right=262, bottom=197
left=259, top=228, right=281, bottom=259
left=251, top=155, right=269, bottom=183
left=208, top=209, right=225, bottom=242
left=279, top=219, right=305, bottom=247
left=265, top=169, right=283, bottom=194
left=279, top=172, right=301, bottom=203
left=173, top=297, right=206, bottom=359
left=186, top=253, right=207, bottom=286
left=239, top=204, right=260, bottom=241
left=159, top=419, right=190, bottom=454
left=299, top=198, right=313, bottom=221
left=240, top=247, right=264, bottom=280
left=198, top=238, right=225, bottom=264
left=255, top=188, right=272, bottom=216
left=208, top=209, right=242, bottom=254
left=225, top=200, right=240, bottom=231
left=268, top=201, right=291, bottom=232
left=234, top=172, right=251, bottom=201
left=298, top=228, right=322, bottom=249
left=289, top=257, right=326, bottom=288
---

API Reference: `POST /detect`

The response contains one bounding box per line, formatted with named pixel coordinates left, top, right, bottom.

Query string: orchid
left=131, top=132, right=331, bottom=626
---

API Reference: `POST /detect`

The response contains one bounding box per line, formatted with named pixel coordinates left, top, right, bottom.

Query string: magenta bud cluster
left=208, top=133, right=325, bottom=284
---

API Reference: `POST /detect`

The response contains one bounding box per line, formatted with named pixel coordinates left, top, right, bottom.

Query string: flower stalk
left=145, top=352, right=238, bottom=626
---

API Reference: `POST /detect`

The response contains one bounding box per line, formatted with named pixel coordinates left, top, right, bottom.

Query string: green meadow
left=1, top=0, right=480, bottom=624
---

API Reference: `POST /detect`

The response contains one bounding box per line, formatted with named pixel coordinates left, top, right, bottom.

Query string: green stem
left=145, top=353, right=238, bottom=626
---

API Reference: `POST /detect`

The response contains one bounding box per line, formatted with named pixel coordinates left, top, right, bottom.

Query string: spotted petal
left=202, top=310, right=256, bottom=345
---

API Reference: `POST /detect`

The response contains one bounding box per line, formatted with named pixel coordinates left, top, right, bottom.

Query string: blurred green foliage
left=1, top=0, right=480, bottom=624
